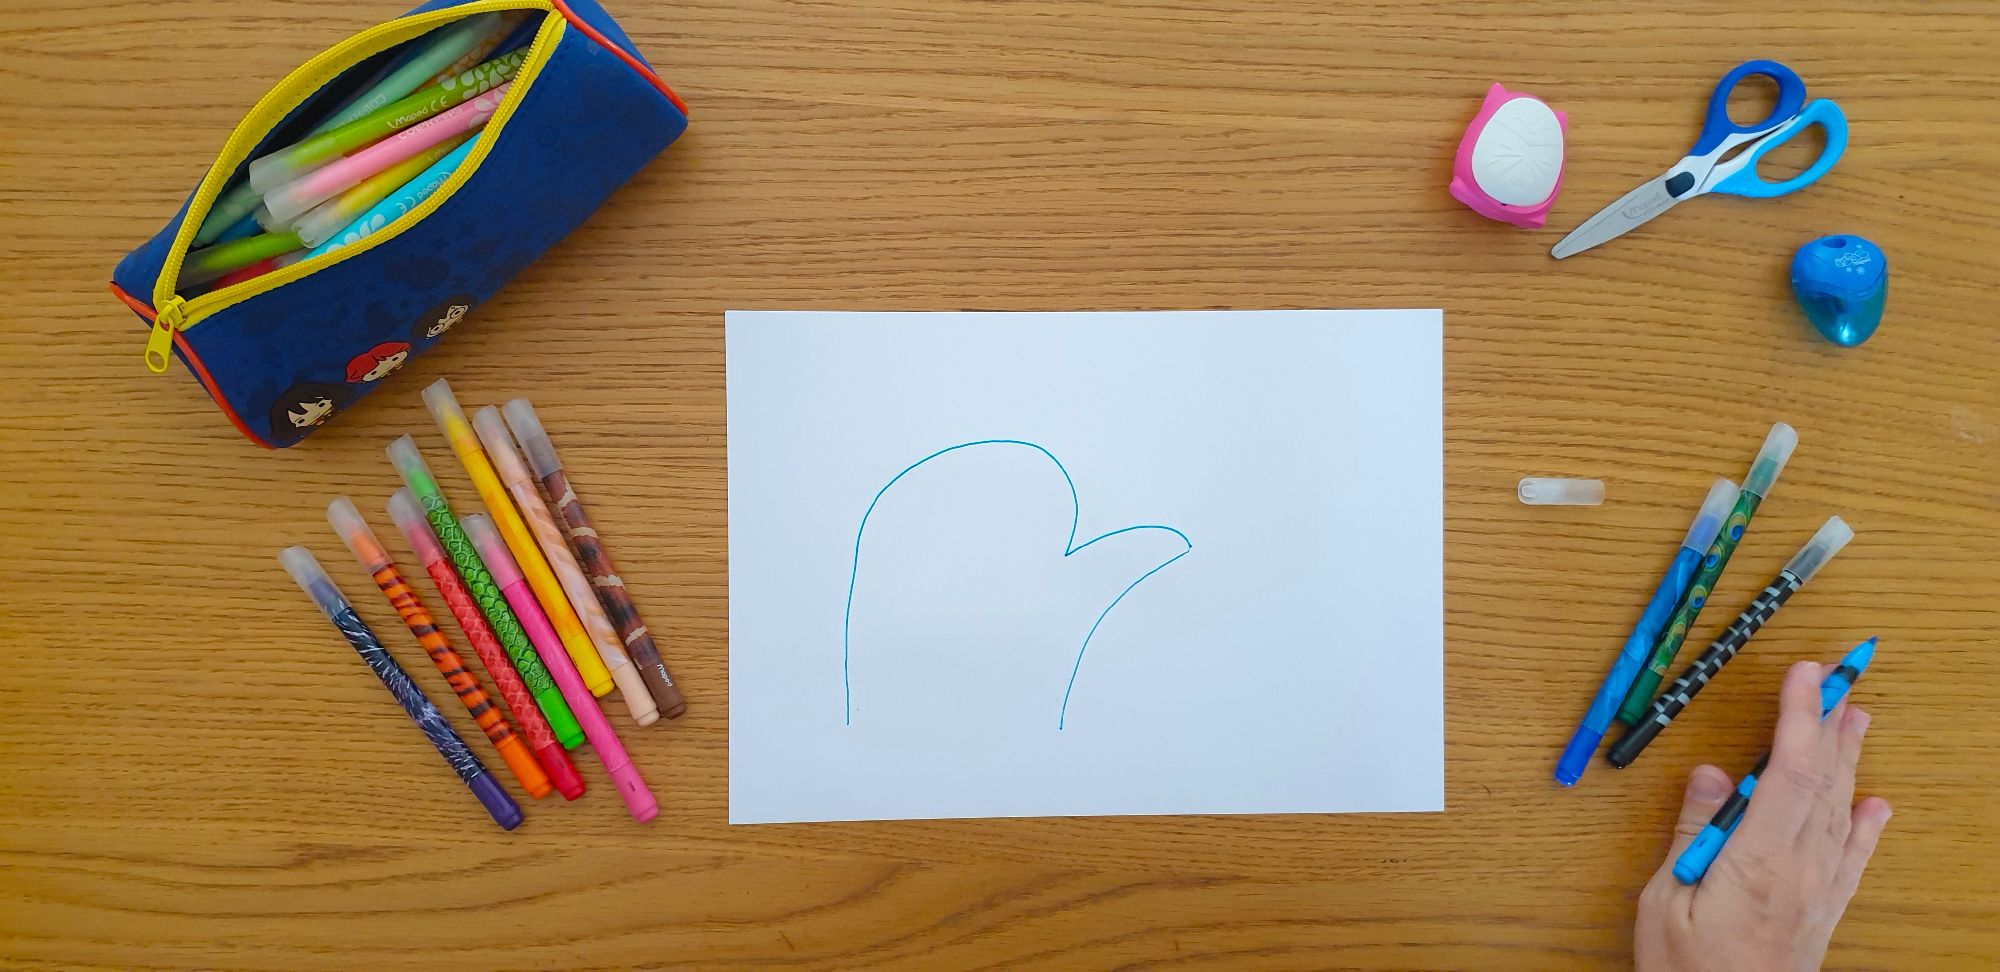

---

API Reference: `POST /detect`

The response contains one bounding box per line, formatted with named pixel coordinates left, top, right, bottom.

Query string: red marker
left=385, top=491, right=585, bottom=800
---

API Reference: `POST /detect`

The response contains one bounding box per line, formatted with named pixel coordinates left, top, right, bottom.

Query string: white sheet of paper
left=727, top=310, right=1444, bottom=823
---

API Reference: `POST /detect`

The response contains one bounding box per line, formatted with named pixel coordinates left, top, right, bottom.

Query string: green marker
left=1616, top=422, right=1797, bottom=724
left=387, top=436, right=587, bottom=749
left=191, top=13, right=504, bottom=244
left=247, top=49, right=525, bottom=194
left=176, top=230, right=303, bottom=288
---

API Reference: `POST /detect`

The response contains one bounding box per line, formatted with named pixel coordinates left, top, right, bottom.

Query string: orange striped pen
left=326, top=496, right=551, bottom=798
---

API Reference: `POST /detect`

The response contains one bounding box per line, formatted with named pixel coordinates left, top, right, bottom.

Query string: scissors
left=1551, top=60, right=1848, bottom=259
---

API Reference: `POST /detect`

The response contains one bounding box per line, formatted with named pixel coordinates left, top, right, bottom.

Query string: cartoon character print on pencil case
left=372, top=563, right=514, bottom=747
left=268, top=381, right=348, bottom=446
left=330, top=604, right=482, bottom=780
left=346, top=341, right=411, bottom=384
left=412, top=295, right=476, bottom=344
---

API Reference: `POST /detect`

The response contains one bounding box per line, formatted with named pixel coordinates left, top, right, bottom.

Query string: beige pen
left=472, top=405, right=660, bottom=726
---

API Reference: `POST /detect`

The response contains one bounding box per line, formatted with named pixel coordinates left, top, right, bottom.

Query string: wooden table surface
left=4, top=0, right=1997, bottom=968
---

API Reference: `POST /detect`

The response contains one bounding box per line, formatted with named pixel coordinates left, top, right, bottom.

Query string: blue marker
left=1674, top=637, right=1876, bottom=884
left=1555, top=479, right=1740, bottom=786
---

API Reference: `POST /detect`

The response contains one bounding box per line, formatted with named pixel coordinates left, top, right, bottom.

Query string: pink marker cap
left=460, top=513, right=524, bottom=587
left=386, top=488, right=448, bottom=567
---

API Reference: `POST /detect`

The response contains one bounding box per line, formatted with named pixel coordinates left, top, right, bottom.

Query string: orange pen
left=327, top=496, right=552, bottom=798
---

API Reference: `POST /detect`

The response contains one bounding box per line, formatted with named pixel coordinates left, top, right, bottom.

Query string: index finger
left=1737, top=661, right=1839, bottom=843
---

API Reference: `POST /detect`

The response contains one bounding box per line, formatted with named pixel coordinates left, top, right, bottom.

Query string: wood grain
left=3, top=0, right=1998, bottom=967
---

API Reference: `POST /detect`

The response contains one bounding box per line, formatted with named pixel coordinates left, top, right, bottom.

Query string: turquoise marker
left=1673, top=638, right=1876, bottom=884
left=1556, top=479, right=1740, bottom=786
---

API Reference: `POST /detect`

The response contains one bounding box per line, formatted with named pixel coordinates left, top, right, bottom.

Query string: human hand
left=1634, top=660, right=1893, bottom=972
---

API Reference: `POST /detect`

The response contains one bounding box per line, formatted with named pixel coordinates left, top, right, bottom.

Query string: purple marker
left=280, top=545, right=522, bottom=830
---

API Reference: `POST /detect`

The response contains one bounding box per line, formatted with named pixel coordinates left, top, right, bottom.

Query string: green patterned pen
left=1616, top=423, right=1797, bottom=724
left=387, top=435, right=586, bottom=749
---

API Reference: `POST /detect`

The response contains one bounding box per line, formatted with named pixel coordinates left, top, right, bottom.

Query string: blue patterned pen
left=1555, top=479, right=1739, bottom=786
left=1608, top=516, right=1855, bottom=768
left=279, top=546, right=522, bottom=830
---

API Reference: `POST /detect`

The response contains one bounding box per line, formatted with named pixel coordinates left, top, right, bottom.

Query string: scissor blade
left=1550, top=176, right=1684, bottom=259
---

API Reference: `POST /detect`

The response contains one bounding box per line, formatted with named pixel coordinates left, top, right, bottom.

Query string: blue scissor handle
left=1692, top=59, right=1808, bottom=154
left=1708, top=99, right=1848, bottom=198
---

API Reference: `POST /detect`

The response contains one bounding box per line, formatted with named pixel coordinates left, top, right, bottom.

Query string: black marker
left=1608, top=517, right=1853, bottom=769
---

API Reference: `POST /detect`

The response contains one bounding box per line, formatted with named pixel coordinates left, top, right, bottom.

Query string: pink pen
left=263, top=82, right=511, bottom=224
left=461, top=513, right=658, bottom=823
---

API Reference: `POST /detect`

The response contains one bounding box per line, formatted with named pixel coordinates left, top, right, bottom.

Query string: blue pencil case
left=109, top=0, right=687, bottom=447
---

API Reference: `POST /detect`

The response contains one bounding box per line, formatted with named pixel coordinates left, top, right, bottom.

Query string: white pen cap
left=501, top=398, right=563, bottom=479
left=1518, top=478, right=1604, bottom=506
left=1742, top=422, right=1798, bottom=498
left=1683, top=478, right=1742, bottom=552
left=1781, top=516, right=1854, bottom=584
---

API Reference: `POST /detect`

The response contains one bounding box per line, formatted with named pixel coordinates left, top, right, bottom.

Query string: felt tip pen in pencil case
left=108, top=0, right=690, bottom=449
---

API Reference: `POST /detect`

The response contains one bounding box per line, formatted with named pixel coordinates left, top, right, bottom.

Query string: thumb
left=1660, top=764, right=1734, bottom=872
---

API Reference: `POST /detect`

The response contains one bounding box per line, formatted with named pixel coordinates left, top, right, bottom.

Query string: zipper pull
left=145, top=296, right=188, bottom=373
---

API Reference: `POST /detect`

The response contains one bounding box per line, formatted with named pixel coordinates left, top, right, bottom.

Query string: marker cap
left=249, top=150, right=315, bottom=198
left=385, top=488, right=448, bottom=566
left=1517, top=478, right=1603, bottom=506
left=262, top=172, right=340, bottom=227
left=1683, top=478, right=1741, bottom=552
left=387, top=434, right=441, bottom=487
left=1742, top=422, right=1798, bottom=498
left=292, top=196, right=358, bottom=250
left=472, top=405, right=533, bottom=486
left=1781, top=516, right=1854, bottom=583
left=461, top=514, right=523, bottom=587
left=501, top=398, right=563, bottom=479
left=278, top=545, right=347, bottom=617
left=422, top=378, right=480, bottom=449
left=327, top=496, right=392, bottom=570
left=252, top=202, right=287, bottom=233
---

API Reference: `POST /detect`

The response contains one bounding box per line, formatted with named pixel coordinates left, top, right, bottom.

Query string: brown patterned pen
left=502, top=398, right=687, bottom=718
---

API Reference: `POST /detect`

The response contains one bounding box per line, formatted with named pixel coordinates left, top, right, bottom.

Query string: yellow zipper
left=145, top=0, right=564, bottom=373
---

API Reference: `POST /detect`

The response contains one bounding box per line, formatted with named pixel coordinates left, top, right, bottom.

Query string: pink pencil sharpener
left=1449, top=83, right=1566, bottom=228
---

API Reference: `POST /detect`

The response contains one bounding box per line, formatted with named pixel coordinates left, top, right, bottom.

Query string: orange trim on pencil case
left=549, top=0, right=688, bottom=116
left=108, top=281, right=277, bottom=450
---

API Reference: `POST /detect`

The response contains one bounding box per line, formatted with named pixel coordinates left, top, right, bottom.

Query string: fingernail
left=1690, top=769, right=1731, bottom=802
left=1854, top=708, right=1872, bottom=733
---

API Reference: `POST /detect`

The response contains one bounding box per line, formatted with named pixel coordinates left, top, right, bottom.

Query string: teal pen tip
left=1820, top=637, right=1875, bottom=713
left=1843, top=637, right=1876, bottom=676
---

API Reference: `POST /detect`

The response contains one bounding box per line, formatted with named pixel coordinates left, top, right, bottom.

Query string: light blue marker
left=1674, top=637, right=1876, bottom=884
left=1555, top=479, right=1740, bottom=786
